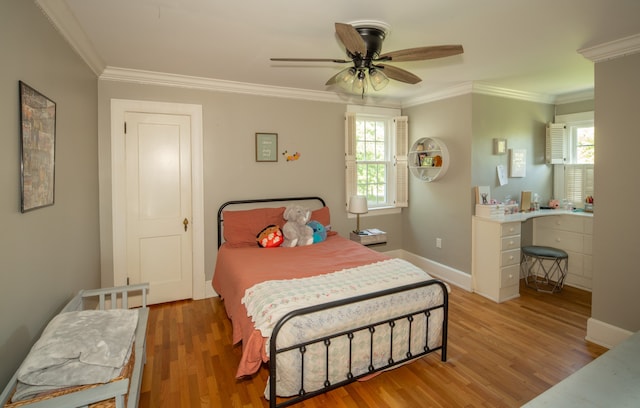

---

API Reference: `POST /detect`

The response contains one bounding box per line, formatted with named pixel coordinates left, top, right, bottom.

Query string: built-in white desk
left=472, top=209, right=594, bottom=302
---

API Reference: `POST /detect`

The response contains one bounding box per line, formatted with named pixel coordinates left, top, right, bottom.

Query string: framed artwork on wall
left=509, top=148, right=526, bottom=177
left=493, top=138, right=507, bottom=155
left=255, top=132, right=278, bottom=162
left=19, top=81, right=56, bottom=212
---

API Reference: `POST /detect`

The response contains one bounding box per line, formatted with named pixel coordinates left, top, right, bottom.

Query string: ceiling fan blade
left=379, top=45, right=463, bottom=62
left=378, top=64, right=422, bottom=84
left=271, top=57, right=350, bottom=63
left=335, top=22, right=366, bottom=56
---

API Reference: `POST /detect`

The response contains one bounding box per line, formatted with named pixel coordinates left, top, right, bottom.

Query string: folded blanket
left=12, top=309, right=138, bottom=402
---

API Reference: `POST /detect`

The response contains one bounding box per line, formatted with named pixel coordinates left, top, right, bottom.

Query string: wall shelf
left=409, top=137, right=449, bottom=182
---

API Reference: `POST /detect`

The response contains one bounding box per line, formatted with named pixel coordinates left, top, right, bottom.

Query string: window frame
left=345, top=105, right=406, bottom=215
left=553, top=111, right=595, bottom=208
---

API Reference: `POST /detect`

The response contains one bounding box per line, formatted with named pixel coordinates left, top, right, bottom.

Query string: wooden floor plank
left=139, top=280, right=607, bottom=407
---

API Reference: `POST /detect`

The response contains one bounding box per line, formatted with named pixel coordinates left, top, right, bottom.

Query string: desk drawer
left=501, top=222, right=521, bottom=236
left=501, top=248, right=521, bottom=267
left=501, top=264, right=520, bottom=288
left=535, top=215, right=584, bottom=233
left=501, top=235, right=520, bottom=251
left=536, top=228, right=583, bottom=253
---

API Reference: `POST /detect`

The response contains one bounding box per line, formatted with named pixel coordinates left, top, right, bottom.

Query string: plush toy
left=282, top=205, right=314, bottom=247
left=307, top=220, right=327, bottom=243
left=256, top=224, right=283, bottom=248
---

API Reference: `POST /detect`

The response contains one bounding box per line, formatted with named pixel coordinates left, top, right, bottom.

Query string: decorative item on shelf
left=348, top=195, right=368, bottom=233
left=433, top=155, right=442, bottom=167
left=416, top=142, right=425, bottom=151
left=421, top=156, right=434, bottom=167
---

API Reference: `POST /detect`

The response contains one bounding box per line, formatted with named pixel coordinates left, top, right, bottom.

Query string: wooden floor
left=138, top=280, right=607, bottom=407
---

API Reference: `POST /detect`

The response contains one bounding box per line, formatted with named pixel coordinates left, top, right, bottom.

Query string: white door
left=124, top=112, right=193, bottom=304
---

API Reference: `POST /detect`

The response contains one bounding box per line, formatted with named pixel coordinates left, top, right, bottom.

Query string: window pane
left=576, top=127, right=594, bottom=164
left=355, top=117, right=390, bottom=207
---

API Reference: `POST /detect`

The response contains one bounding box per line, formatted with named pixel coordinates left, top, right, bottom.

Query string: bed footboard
left=269, top=279, right=448, bottom=408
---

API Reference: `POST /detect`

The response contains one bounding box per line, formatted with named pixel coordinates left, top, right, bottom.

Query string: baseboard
left=385, top=249, right=472, bottom=292
left=586, top=317, right=634, bottom=349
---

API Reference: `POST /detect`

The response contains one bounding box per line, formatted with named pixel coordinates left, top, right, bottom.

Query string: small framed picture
left=421, top=156, right=434, bottom=167
left=417, top=152, right=427, bottom=166
left=493, top=138, right=507, bottom=155
left=255, top=133, right=278, bottom=162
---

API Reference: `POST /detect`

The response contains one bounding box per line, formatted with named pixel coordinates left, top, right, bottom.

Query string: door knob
left=183, top=218, right=189, bottom=231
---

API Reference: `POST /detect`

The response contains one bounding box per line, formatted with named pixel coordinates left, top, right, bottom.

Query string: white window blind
left=564, top=164, right=594, bottom=207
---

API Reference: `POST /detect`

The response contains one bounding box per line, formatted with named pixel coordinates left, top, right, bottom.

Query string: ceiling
left=38, top=0, right=640, bottom=105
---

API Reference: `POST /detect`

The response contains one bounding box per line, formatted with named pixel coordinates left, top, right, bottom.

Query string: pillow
left=311, top=206, right=331, bottom=229
left=223, top=207, right=285, bottom=247
left=256, top=225, right=284, bottom=248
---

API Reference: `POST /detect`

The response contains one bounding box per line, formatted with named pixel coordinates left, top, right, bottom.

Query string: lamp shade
left=348, top=195, right=368, bottom=214
left=369, top=67, right=389, bottom=91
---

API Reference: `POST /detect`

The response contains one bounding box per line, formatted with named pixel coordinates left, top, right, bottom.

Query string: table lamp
left=348, top=195, right=368, bottom=234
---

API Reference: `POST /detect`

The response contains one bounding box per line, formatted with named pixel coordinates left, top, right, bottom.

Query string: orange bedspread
left=212, top=234, right=389, bottom=377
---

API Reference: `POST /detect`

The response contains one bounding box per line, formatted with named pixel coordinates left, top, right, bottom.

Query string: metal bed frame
left=216, top=197, right=448, bottom=408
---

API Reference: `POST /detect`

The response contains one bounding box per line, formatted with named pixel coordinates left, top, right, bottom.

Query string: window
left=568, top=123, right=594, bottom=164
left=553, top=112, right=594, bottom=208
left=345, top=106, right=407, bottom=212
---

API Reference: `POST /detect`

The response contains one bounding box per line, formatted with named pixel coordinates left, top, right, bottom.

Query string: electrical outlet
left=436, top=238, right=442, bottom=248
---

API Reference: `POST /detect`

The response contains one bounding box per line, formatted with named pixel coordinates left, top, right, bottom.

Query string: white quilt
left=12, top=309, right=138, bottom=402
left=241, top=258, right=447, bottom=399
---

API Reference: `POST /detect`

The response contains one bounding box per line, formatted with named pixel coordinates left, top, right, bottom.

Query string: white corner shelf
left=409, top=137, right=450, bottom=182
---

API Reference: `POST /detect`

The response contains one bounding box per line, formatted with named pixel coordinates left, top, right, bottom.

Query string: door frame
left=110, top=99, right=205, bottom=300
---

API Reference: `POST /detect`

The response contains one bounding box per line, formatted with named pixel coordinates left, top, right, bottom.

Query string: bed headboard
left=217, top=196, right=326, bottom=248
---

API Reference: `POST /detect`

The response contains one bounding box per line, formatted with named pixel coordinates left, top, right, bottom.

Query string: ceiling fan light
left=352, top=69, right=368, bottom=95
left=369, top=67, right=389, bottom=91
left=335, top=67, right=356, bottom=90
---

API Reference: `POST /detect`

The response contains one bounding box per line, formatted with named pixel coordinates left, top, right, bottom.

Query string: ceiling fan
left=271, top=21, right=463, bottom=96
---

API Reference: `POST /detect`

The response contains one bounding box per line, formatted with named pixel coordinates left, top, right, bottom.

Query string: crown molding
left=401, top=82, right=474, bottom=108
left=35, top=0, right=105, bottom=76
left=579, top=33, right=640, bottom=63
left=471, top=82, right=555, bottom=104
left=554, top=89, right=594, bottom=104
left=402, top=81, right=556, bottom=108
left=101, top=66, right=558, bottom=108
left=100, top=66, right=403, bottom=108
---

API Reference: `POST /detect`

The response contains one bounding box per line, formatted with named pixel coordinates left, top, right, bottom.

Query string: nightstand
left=349, top=229, right=387, bottom=246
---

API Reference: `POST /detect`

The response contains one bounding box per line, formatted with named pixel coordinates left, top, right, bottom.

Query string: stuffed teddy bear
left=281, top=205, right=314, bottom=247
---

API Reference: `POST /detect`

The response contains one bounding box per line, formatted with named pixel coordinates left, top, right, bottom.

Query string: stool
left=521, top=245, right=568, bottom=293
